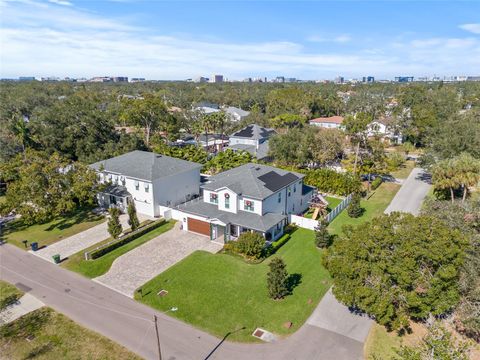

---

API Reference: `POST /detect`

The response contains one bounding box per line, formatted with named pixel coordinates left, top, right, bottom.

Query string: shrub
left=107, top=207, right=122, bottom=239
left=347, top=193, right=363, bottom=218
left=387, top=152, right=405, bottom=170
left=90, top=219, right=165, bottom=259
left=267, top=257, right=289, bottom=299
left=371, top=176, right=383, bottom=190
left=303, top=168, right=361, bottom=196
left=127, top=201, right=139, bottom=231
left=315, top=218, right=332, bottom=248
left=234, top=232, right=265, bottom=259
left=263, top=234, right=291, bottom=257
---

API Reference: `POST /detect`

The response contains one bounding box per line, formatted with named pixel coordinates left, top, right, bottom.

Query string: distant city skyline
left=1, top=0, right=479, bottom=79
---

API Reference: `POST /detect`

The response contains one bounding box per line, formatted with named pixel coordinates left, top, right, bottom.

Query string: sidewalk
left=0, top=293, right=44, bottom=325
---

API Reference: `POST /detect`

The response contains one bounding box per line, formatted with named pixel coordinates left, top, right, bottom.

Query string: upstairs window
left=288, top=186, right=291, bottom=197
left=293, top=184, right=296, bottom=193
left=210, top=193, right=218, bottom=204
left=144, top=183, right=149, bottom=193
left=244, top=200, right=254, bottom=212
left=278, top=192, right=282, bottom=203
left=224, top=193, right=230, bottom=209
left=135, top=181, right=139, bottom=191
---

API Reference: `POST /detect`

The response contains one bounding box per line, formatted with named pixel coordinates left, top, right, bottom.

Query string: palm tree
left=432, top=159, right=460, bottom=203
left=454, top=153, right=480, bottom=202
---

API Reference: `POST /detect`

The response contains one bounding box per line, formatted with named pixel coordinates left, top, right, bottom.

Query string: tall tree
left=120, top=94, right=168, bottom=146
left=324, top=212, right=469, bottom=331
left=127, top=201, right=140, bottom=231
left=342, top=112, right=372, bottom=174
left=107, top=207, right=122, bottom=239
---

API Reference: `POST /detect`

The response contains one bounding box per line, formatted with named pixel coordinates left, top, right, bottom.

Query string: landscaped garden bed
left=135, top=228, right=331, bottom=342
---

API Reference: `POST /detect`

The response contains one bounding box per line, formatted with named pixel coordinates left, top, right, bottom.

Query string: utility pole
left=153, top=315, right=162, bottom=360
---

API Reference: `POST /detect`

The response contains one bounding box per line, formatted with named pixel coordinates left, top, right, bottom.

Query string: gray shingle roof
left=177, top=198, right=286, bottom=232
left=230, top=124, right=276, bottom=140
left=202, top=163, right=304, bottom=200
left=229, top=140, right=271, bottom=160
left=90, top=150, right=202, bottom=182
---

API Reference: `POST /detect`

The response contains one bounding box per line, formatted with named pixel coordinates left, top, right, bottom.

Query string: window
left=288, top=186, right=291, bottom=197
left=224, top=193, right=230, bottom=209
left=293, top=184, right=296, bottom=193
left=244, top=200, right=254, bottom=211
left=144, top=184, right=149, bottom=193
left=210, top=193, right=218, bottom=204
left=135, top=181, right=139, bottom=191
left=278, top=192, right=282, bottom=203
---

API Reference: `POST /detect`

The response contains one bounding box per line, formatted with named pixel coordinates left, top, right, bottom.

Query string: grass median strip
left=61, top=220, right=175, bottom=278
left=0, top=281, right=24, bottom=311
left=136, top=228, right=331, bottom=342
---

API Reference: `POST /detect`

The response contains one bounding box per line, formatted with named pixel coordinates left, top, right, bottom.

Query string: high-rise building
left=334, top=76, right=344, bottom=84
left=395, top=76, right=414, bottom=82
left=362, top=76, right=375, bottom=83
left=213, top=74, right=224, bottom=83
left=113, top=77, right=128, bottom=82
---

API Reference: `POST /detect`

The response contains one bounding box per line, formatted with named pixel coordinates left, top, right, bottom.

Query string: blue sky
left=1, top=0, right=479, bottom=80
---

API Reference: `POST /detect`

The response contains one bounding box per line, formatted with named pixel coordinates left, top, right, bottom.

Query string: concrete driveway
left=384, top=167, right=431, bottom=215
left=32, top=214, right=150, bottom=263
left=94, top=222, right=222, bottom=297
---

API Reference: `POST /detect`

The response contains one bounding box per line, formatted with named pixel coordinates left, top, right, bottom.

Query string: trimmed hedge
left=90, top=219, right=165, bottom=259
left=371, top=176, right=383, bottom=190
left=264, top=234, right=291, bottom=257
left=303, top=169, right=362, bottom=196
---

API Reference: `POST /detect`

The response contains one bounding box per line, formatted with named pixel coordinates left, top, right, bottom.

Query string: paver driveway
left=32, top=214, right=150, bottom=263
left=94, top=222, right=222, bottom=297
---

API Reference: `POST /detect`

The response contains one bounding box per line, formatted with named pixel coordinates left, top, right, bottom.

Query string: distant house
left=90, top=151, right=202, bottom=217
left=367, top=118, right=403, bottom=144
left=177, top=163, right=314, bottom=242
left=197, top=133, right=229, bottom=152
left=228, top=124, right=276, bottom=161
left=223, top=106, right=250, bottom=122
left=309, top=116, right=344, bottom=129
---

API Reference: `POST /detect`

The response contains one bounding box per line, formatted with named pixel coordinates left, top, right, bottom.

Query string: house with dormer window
left=90, top=150, right=202, bottom=217
left=176, top=163, right=314, bottom=242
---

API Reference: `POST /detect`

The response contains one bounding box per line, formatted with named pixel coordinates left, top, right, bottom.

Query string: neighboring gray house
left=90, top=150, right=202, bottom=217
left=228, top=124, right=276, bottom=160
left=176, top=163, right=314, bottom=242
left=224, top=106, right=250, bottom=122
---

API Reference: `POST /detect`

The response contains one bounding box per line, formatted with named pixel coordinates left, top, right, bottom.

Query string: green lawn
left=62, top=220, right=175, bottom=278
left=135, top=228, right=331, bottom=342
left=0, top=307, right=141, bottom=360
left=303, top=196, right=343, bottom=219
left=364, top=323, right=402, bottom=359
left=328, top=182, right=401, bottom=236
left=390, top=160, right=416, bottom=179
left=1, top=209, right=105, bottom=249
left=0, top=281, right=24, bottom=310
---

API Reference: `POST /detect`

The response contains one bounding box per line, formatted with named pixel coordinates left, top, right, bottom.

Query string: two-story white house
left=90, top=150, right=203, bottom=218
left=367, top=117, right=403, bottom=144
left=228, top=124, right=276, bottom=161
left=176, top=163, right=314, bottom=242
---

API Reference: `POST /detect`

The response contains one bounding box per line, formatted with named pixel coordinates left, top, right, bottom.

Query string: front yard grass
left=0, top=280, right=24, bottom=310
left=328, top=182, right=401, bottom=236
left=390, top=159, right=415, bottom=179
left=62, top=220, right=175, bottom=278
left=1, top=209, right=105, bottom=249
left=0, top=307, right=141, bottom=360
left=135, top=228, right=331, bottom=342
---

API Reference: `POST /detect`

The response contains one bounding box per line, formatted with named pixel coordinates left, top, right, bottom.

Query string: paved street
left=384, top=167, right=432, bottom=215
left=94, top=222, right=222, bottom=297
left=0, top=244, right=367, bottom=360
left=31, top=214, right=150, bottom=263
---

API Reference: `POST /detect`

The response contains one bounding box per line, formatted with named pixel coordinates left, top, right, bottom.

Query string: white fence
left=289, top=215, right=319, bottom=230
left=289, top=193, right=353, bottom=230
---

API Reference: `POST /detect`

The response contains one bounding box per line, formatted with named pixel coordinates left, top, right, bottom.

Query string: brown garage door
left=187, top=218, right=210, bottom=236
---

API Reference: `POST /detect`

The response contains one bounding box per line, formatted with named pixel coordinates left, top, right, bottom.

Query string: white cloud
left=0, top=0, right=479, bottom=79
left=48, top=0, right=73, bottom=6
left=307, top=34, right=351, bottom=43
left=459, top=23, right=480, bottom=34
